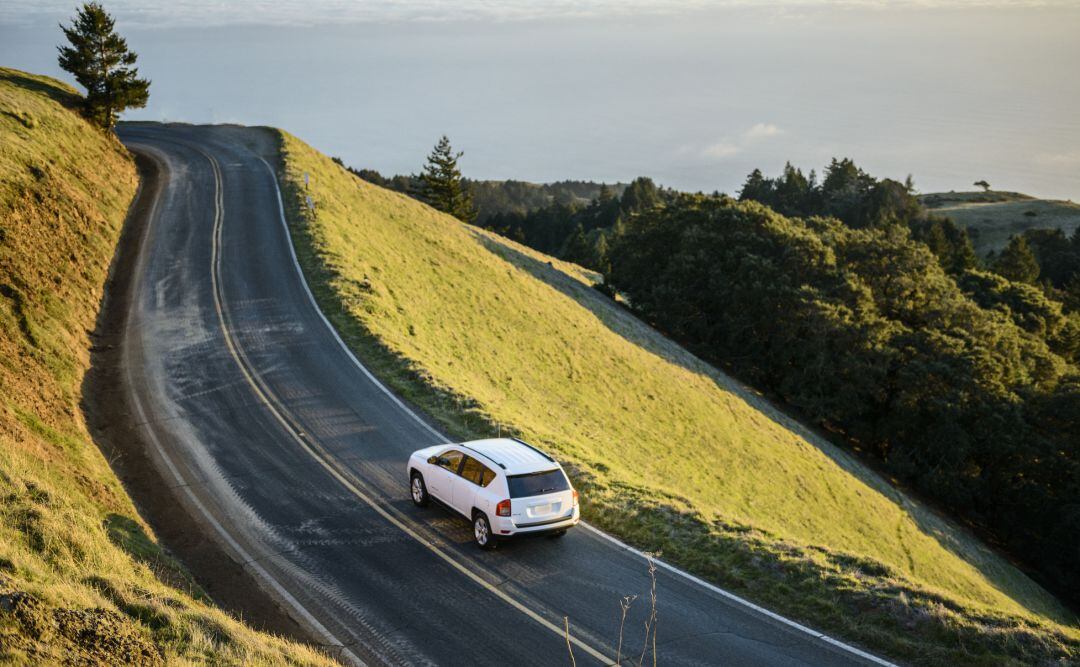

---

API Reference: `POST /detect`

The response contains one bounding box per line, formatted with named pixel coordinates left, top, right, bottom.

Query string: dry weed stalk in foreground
left=565, top=555, right=658, bottom=665
left=637, top=557, right=658, bottom=667
left=616, top=594, right=638, bottom=664
left=564, top=616, right=576, bottom=667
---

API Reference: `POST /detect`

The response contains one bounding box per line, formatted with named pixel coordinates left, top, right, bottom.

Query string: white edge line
left=201, top=147, right=610, bottom=664
left=122, top=142, right=364, bottom=667
left=580, top=524, right=895, bottom=666
left=257, top=151, right=896, bottom=667
left=253, top=153, right=614, bottom=665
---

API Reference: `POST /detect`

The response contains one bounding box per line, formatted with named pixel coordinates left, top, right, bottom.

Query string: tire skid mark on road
left=202, top=147, right=614, bottom=666
left=120, top=142, right=367, bottom=667
left=251, top=532, right=428, bottom=666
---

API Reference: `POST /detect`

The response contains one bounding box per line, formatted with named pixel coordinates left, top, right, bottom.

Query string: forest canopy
left=605, top=191, right=1080, bottom=606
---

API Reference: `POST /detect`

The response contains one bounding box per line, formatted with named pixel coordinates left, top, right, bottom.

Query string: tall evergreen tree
left=620, top=177, right=660, bottom=215
left=559, top=223, right=593, bottom=267
left=738, top=168, right=772, bottom=204
left=58, top=3, right=149, bottom=129
left=595, top=183, right=614, bottom=205
left=593, top=231, right=611, bottom=275
left=912, top=217, right=978, bottom=274
left=993, top=235, right=1041, bottom=284
left=419, top=135, right=477, bottom=223
left=774, top=162, right=812, bottom=216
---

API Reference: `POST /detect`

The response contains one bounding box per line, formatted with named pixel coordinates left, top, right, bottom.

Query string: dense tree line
left=738, top=159, right=985, bottom=276
left=343, top=163, right=417, bottom=197
left=343, top=161, right=626, bottom=223
left=342, top=154, right=656, bottom=269
left=738, top=160, right=1080, bottom=317
left=469, top=179, right=627, bottom=222
left=604, top=192, right=1080, bottom=606
left=738, top=158, right=923, bottom=228
left=481, top=178, right=663, bottom=268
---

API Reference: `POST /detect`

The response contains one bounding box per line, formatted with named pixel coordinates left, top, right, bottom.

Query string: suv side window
left=437, top=450, right=464, bottom=473
left=459, top=456, right=484, bottom=485
left=479, top=466, right=496, bottom=487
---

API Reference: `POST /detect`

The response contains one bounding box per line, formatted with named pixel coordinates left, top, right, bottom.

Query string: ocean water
left=3, top=3, right=1079, bottom=200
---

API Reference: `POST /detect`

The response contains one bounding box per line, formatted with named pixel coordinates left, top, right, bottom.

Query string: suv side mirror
left=427, top=455, right=438, bottom=465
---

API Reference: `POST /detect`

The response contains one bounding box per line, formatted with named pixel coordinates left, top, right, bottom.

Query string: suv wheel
left=410, top=472, right=429, bottom=507
left=473, top=512, right=497, bottom=550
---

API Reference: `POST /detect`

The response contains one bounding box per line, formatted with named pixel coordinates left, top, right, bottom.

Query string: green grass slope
left=0, top=68, right=335, bottom=664
left=922, top=191, right=1080, bottom=255
left=275, top=130, right=1078, bottom=665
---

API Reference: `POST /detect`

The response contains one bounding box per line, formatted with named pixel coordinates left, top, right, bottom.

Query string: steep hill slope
left=922, top=191, right=1080, bottom=255
left=276, top=130, right=1079, bottom=665
left=0, top=68, right=334, bottom=664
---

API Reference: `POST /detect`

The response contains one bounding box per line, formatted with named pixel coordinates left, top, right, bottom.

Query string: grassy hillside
left=0, top=68, right=335, bottom=664
left=922, top=191, right=1080, bottom=255
left=275, top=130, right=1079, bottom=665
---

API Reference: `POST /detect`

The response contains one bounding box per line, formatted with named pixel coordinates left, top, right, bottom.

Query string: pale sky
left=3, top=0, right=1076, bottom=27
left=3, top=1, right=1077, bottom=199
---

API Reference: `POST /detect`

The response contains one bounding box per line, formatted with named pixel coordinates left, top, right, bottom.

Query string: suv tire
left=473, top=511, right=497, bottom=550
left=410, top=472, right=430, bottom=507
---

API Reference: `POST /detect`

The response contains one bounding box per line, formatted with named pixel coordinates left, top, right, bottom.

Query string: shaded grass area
left=0, top=68, right=336, bottom=664
left=922, top=190, right=1080, bottom=256
left=272, top=130, right=1079, bottom=665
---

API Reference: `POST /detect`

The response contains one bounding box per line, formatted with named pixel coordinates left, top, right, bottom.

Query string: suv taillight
left=572, top=489, right=579, bottom=507
left=496, top=499, right=512, bottom=517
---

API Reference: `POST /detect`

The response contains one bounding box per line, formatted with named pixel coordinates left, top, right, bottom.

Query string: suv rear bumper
left=493, top=509, right=579, bottom=537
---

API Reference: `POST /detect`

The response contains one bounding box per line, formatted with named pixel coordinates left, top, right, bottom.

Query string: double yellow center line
left=202, top=148, right=613, bottom=666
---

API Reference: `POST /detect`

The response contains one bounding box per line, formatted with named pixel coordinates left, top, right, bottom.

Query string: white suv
left=407, top=438, right=580, bottom=549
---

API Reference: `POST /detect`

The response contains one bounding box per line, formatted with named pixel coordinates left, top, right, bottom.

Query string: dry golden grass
left=0, top=68, right=336, bottom=665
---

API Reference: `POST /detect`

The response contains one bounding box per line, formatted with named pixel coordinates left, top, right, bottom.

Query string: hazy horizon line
left=3, top=0, right=1077, bottom=29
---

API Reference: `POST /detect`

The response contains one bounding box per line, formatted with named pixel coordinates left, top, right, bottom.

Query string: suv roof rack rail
left=511, top=437, right=555, bottom=463
left=460, top=444, right=507, bottom=469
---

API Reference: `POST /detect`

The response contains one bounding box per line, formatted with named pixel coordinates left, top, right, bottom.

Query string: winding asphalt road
left=114, top=123, right=890, bottom=667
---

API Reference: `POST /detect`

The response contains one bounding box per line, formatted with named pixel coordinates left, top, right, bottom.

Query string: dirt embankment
left=1, top=67, right=337, bottom=664
left=82, top=149, right=324, bottom=649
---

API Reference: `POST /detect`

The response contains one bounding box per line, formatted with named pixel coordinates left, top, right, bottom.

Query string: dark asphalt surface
left=115, top=122, right=889, bottom=667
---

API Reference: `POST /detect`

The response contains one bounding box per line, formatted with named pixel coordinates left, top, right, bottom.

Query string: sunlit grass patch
left=276, top=129, right=1079, bottom=665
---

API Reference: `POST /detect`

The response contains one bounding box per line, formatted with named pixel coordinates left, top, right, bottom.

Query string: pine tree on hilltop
left=58, top=2, right=150, bottom=130
left=419, top=135, right=477, bottom=223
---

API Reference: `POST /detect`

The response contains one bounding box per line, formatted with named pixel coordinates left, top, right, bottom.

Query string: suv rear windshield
left=507, top=469, right=569, bottom=498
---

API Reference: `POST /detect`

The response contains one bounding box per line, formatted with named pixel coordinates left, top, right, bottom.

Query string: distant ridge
left=922, top=190, right=1080, bottom=255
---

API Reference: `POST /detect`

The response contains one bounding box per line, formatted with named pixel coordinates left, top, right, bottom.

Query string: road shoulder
left=82, top=147, right=325, bottom=651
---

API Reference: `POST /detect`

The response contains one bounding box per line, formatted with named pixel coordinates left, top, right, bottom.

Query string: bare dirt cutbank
left=82, top=149, right=327, bottom=652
